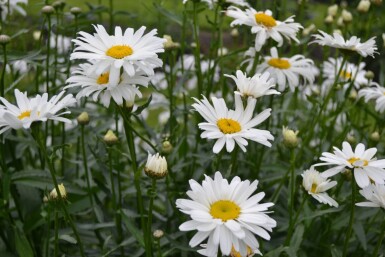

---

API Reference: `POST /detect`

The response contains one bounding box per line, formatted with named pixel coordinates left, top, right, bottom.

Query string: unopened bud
left=161, top=140, right=173, bottom=154
left=144, top=152, right=168, bottom=179
left=52, top=0, right=65, bottom=10
left=153, top=229, right=164, bottom=239
left=190, top=42, right=197, bottom=48
left=77, top=112, right=90, bottom=125
left=346, top=133, right=356, bottom=144
left=282, top=126, right=299, bottom=148
left=349, top=89, right=357, bottom=100
left=48, top=183, right=67, bottom=200
left=342, top=10, right=352, bottom=23
left=327, top=4, right=338, bottom=16
left=41, top=5, right=55, bottom=15
left=163, top=35, right=180, bottom=50
left=357, top=0, right=371, bottom=12
left=33, top=31, right=41, bottom=41
left=324, top=15, right=334, bottom=24
left=70, top=7, right=82, bottom=15
left=230, top=28, right=239, bottom=37
left=337, top=17, right=344, bottom=27
left=370, top=131, right=380, bottom=142
left=104, top=130, right=118, bottom=145
left=0, top=34, right=10, bottom=45
left=303, top=24, right=316, bottom=36
left=365, top=71, right=374, bottom=80
left=217, top=47, right=228, bottom=56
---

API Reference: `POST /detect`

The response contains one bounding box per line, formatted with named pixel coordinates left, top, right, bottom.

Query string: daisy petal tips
left=192, top=94, right=274, bottom=154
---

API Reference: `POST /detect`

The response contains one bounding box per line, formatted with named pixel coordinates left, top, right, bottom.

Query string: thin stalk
left=192, top=2, right=203, bottom=96
left=156, top=237, right=162, bottom=257
left=288, top=149, right=297, bottom=235
left=285, top=193, right=307, bottom=244
left=32, top=125, right=86, bottom=257
left=45, top=14, right=52, bottom=93
left=342, top=177, right=356, bottom=257
left=147, top=179, right=157, bottom=257
left=372, top=212, right=385, bottom=257
left=109, top=0, right=114, bottom=33
left=1, top=43, right=7, bottom=97
left=229, top=147, right=239, bottom=176
left=54, top=210, right=59, bottom=257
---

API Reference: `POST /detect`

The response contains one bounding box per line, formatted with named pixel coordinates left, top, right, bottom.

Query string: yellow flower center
left=339, top=70, right=352, bottom=80
left=231, top=246, right=253, bottom=257
left=217, top=118, right=241, bottom=134
left=106, top=45, right=133, bottom=59
left=254, top=13, right=277, bottom=28
left=268, top=58, right=291, bottom=69
left=210, top=200, right=241, bottom=222
left=311, top=183, right=318, bottom=193
left=348, top=157, right=368, bottom=167
left=97, top=72, right=110, bottom=85
left=18, top=110, right=31, bottom=120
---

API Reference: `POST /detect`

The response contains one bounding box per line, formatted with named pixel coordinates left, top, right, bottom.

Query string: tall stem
left=288, top=149, right=297, bottom=234
left=1, top=43, right=7, bottom=97
left=54, top=210, right=59, bottom=257
left=342, top=177, right=356, bottom=257
left=372, top=211, right=385, bottom=257
left=45, top=15, right=51, bottom=93
left=147, top=179, right=157, bottom=257
left=192, top=2, right=203, bottom=96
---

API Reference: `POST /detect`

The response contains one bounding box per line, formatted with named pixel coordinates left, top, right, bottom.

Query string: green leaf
left=265, top=246, right=290, bottom=257
left=133, top=94, right=152, bottom=115
left=59, top=234, right=77, bottom=244
left=330, top=244, right=342, bottom=257
left=121, top=209, right=145, bottom=247
left=13, top=225, right=34, bottom=257
left=286, top=224, right=305, bottom=257
left=153, top=3, right=182, bottom=25
left=353, top=221, right=367, bottom=250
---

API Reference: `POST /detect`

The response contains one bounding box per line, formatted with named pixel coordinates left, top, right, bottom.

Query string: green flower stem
left=372, top=211, right=385, bottom=257
left=288, top=149, right=297, bottom=236
left=107, top=146, right=124, bottom=256
left=54, top=210, right=59, bottom=257
left=147, top=178, right=157, bottom=257
left=285, top=193, right=307, bottom=244
left=229, top=147, right=239, bottom=176
left=117, top=106, right=147, bottom=252
left=156, top=236, right=162, bottom=257
left=342, top=176, right=356, bottom=257
left=32, top=125, right=86, bottom=257
left=192, top=1, right=203, bottom=96
left=109, top=0, right=114, bottom=33
left=45, top=14, right=52, bottom=93
left=53, top=11, right=59, bottom=90
left=1, top=43, right=7, bottom=97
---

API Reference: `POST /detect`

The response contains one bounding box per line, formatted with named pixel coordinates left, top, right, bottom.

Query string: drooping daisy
left=356, top=184, right=385, bottom=209
left=225, top=70, right=280, bottom=99
left=358, top=83, right=385, bottom=113
left=315, top=141, right=385, bottom=188
left=310, top=30, right=378, bottom=58
left=302, top=167, right=338, bottom=207
left=256, top=47, right=316, bottom=91
left=176, top=171, right=276, bottom=257
left=65, top=62, right=149, bottom=107
left=0, top=0, right=27, bottom=21
left=322, top=57, right=368, bottom=93
left=0, top=89, right=75, bottom=134
left=192, top=94, right=274, bottom=153
left=71, top=25, right=165, bottom=84
left=182, top=0, right=249, bottom=9
left=226, top=7, right=302, bottom=51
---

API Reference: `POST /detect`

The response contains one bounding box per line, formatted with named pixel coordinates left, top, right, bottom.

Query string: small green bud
left=77, top=112, right=90, bottom=125
left=104, top=130, right=118, bottom=145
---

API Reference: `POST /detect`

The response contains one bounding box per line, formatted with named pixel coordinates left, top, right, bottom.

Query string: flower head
left=310, top=30, right=378, bottom=58
left=315, top=141, right=385, bottom=188
left=356, top=184, right=385, bottom=209
left=192, top=94, right=274, bottom=153
left=302, top=167, right=338, bottom=207
left=225, top=70, right=279, bottom=99
left=226, top=7, right=302, bottom=51
left=48, top=183, right=67, bottom=200
left=358, top=83, right=385, bottom=113
left=71, top=25, right=165, bottom=84
left=144, top=152, right=168, bottom=179
left=176, top=171, right=276, bottom=256
left=256, top=47, right=316, bottom=91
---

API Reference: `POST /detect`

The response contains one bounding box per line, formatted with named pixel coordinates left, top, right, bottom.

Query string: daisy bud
left=282, top=126, right=299, bottom=148
left=77, top=112, right=90, bottom=125
left=144, top=152, right=168, bottom=179
left=324, top=15, right=334, bottom=24
left=153, top=229, right=164, bottom=239
left=41, top=5, right=55, bottom=15
left=43, top=196, right=49, bottom=203
left=52, top=0, right=65, bottom=10
left=70, top=7, right=82, bottom=15
left=327, top=4, right=338, bottom=16
left=230, top=28, right=239, bottom=37
left=346, top=133, right=356, bottom=144
left=49, top=183, right=67, bottom=200
left=163, top=35, right=180, bottom=50
left=349, top=89, right=357, bottom=100
left=33, top=31, right=41, bottom=41
left=342, top=10, right=352, bottom=23
left=337, top=17, right=344, bottom=27
left=190, top=42, right=197, bottom=48
left=370, top=131, right=380, bottom=142
left=0, top=34, right=10, bottom=45
left=303, top=24, right=316, bottom=36
left=357, top=0, right=371, bottom=12
left=161, top=140, right=173, bottom=155
left=103, top=130, right=118, bottom=145
left=217, top=47, right=228, bottom=56
left=365, top=70, right=375, bottom=80
left=333, top=29, right=342, bottom=35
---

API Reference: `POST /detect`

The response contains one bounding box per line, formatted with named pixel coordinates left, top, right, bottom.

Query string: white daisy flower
left=198, top=244, right=261, bottom=257
left=182, top=0, right=249, bottom=9
left=356, top=184, right=385, bottom=209
left=358, top=83, right=385, bottom=113
left=0, top=89, right=75, bottom=134
left=322, top=57, right=368, bottom=93
left=71, top=25, right=166, bottom=84
left=176, top=171, right=276, bottom=257
left=192, top=94, right=274, bottom=153
left=310, top=30, right=378, bottom=58
left=0, top=0, right=27, bottom=21
left=302, top=167, right=338, bottom=207
left=256, top=47, right=316, bottom=92
left=225, top=70, right=280, bottom=99
left=315, top=141, right=385, bottom=188
left=226, top=7, right=302, bottom=51
left=65, top=62, right=149, bottom=107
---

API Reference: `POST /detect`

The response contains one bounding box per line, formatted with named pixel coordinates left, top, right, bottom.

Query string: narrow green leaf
left=13, top=225, right=34, bottom=257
